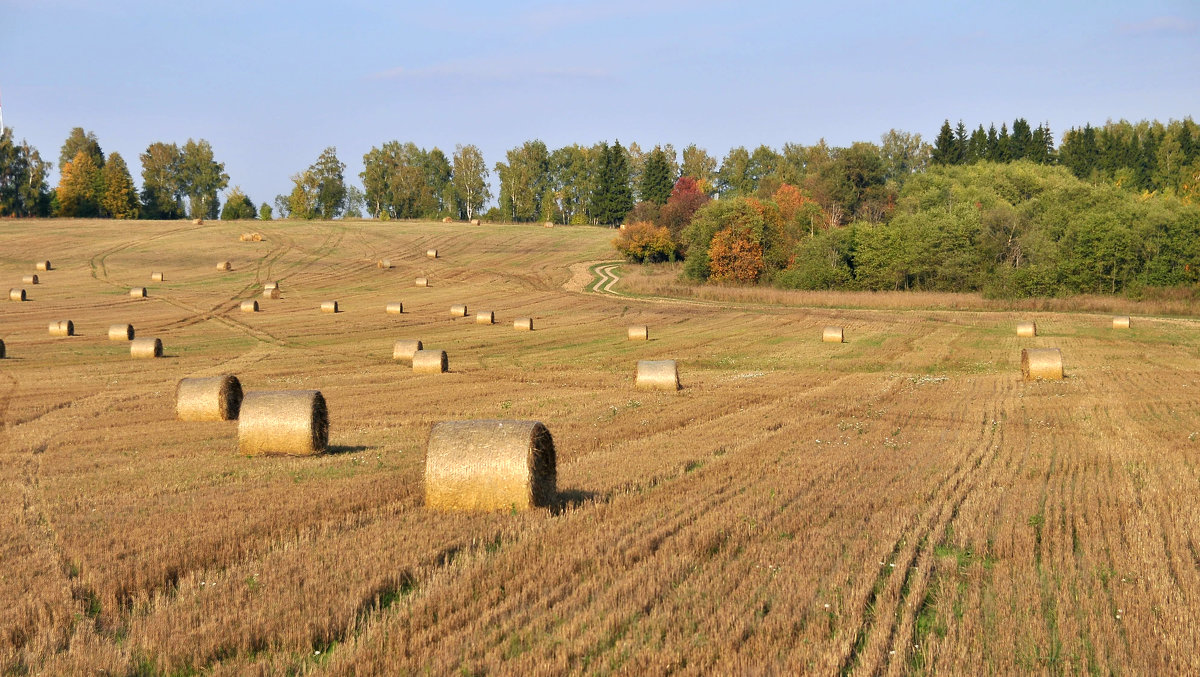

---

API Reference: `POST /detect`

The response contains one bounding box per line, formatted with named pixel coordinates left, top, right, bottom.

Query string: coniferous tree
left=931, top=120, right=957, bottom=165
left=953, top=121, right=968, bottom=164
left=1011, top=118, right=1033, bottom=161
left=100, top=151, right=138, bottom=218
left=986, top=124, right=1000, bottom=161
left=639, top=146, right=674, bottom=205
left=59, top=127, right=104, bottom=174
left=967, top=126, right=988, bottom=163
left=56, top=150, right=101, bottom=217
left=997, top=123, right=1011, bottom=162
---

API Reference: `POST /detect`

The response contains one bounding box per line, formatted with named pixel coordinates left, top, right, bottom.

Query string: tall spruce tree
left=639, top=146, right=674, bottom=205
left=931, top=120, right=957, bottom=165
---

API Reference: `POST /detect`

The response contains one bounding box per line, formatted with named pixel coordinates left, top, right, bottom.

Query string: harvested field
left=2, top=218, right=1200, bottom=674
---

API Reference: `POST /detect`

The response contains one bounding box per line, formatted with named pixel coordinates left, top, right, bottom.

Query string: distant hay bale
left=252, top=232, right=263, bottom=242
left=9, top=288, right=26, bottom=302
left=514, top=317, right=533, bottom=331
left=240, top=300, right=259, bottom=312
left=35, top=261, right=50, bottom=271
left=216, top=261, right=232, bottom=271
left=442, top=217, right=452, bottom=223
left=470, top=219, right=481, bottom=225
left=822, top=326, right=844, bottom=343
left=130, top=337, right=163, bottom=359
left=239, top=233, right=252, bottom=242
left=1016, top=321, right=1037, bottom=337
left=1021, top=348, right=1063, bottom=381
left=176, top=375, right=243, bottom=421
left=627, top=325, right=648, bottom=341
left=193, top=219, right=204, bottom=225
left=21, top=274, right=38, bottom=284
left=426, top=249, right=438, bottom=258
left=415, top=277, right=429, bottom=287
left=636, top=359, right=680, bottom=391
left=151, top=272, right=164, bottom=282
left=424, top=420, right=557, bottom=512
left=544, top=221, right=554, bottom=228
left=130, top=287, right=148, bottom=298
left=263, top=281, right=278, bottom=290
left=108, top=324, right=134, bottom=341
left=49, top=320, right=74, bottom=337
left=262, top=288, right=280, bottom=299
left=386, top=302, right=404, bottom=314
left=321, top=300, right=339, bottom=313
left=237, top=390, right=328, bottom=456
left=1113, top=316, right=1131, bottom=329
left=377, top=259, right=393, bottom=269
left=475, top=310, right=494, bottom=325
left=412, top=349, right=448, bottom=374
left=392, top=339, right=423, bottom=364
left=450, top=304, right=468, bottom=317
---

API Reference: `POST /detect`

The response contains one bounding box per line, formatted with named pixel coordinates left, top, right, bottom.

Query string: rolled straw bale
left=377, top=259, right=393, bottom=269
left=108, top=324, right=134, bottom=341
left=412, top=349, right=448, bottom=374
left=1021, top=348, right=1064, bottom=381
left=424, top=420, right=557, bottom=512
left=252, top=233, right=263, bottom=242
left=636, top=359, right=680, bottom=391
left=426, top=249, right=438, bottom=258
left=442, top=217, right=452, bottom=223
left=393, top=339, right=423, bottom=363
left=0, top=339, right=5, bottom=359
left=130, top=287, right=148, bottom=298
left=514, top=317, right=533, bottom=331
left=321, top=300, right=339, bottom=313
left=450, top=304, right=468, bottom=318
left=9, top=288, right=26, bottom=302
left=240, top=300, right=259, bottom=313
left=415, top=277, right=429, bottom=287
left=1113, top=316, right=1131, bottom=329
left=262, top=288, right=280, bottom=300
left=1016, top=321, right=1037, bottom=337
left=176, top=375, right=243, bottom=421
left=386, top=302, right=404, bottom=315
left=239, top=233, right=252, bottom=242
left=35, top=261, right=50, bottom=271
left=130, top=337, right=163, bottom=359
left=475, top=310, right=494, bottom=325
left=216, top=261, right=232, bottom=271
left=263, top=281, right=278, bottom=290
left=193, top=219, right=204, bottom=225
left=49, top=320, right=74, bottom=337
left=822, top=326, right=845, bottom=343
left=627, top=325, right=649, bottom=341
left=238, top=390, right=328, bottom=455
left=470, top=219, right=481, bottom=225
left=21, top=274, right=38, bottom=284
left=544, top=221, right=554, bottom=228
left=151, top=272, right=165, bottom=282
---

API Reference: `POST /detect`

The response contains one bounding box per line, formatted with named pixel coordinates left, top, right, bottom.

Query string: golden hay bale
left=130, top=287, right=148, bottom=298
left=514, top=317, right=533, bottom=331
left=822, top=326, right=844, bottom=343
left=263, top=281, right=278, bottom=290
left=239, top=233, right=252, bottom=242
left=470, top=219, right=481, bottom=225
left=544, top=221, right=554, bottom=228
left=386, top=302, right=404, bottom=315
left=238, top=390, right=328, bottom=456
left=151, top=272, right=165, bottom=282
left=415, top=277, right=429, bottom=287
left=450, top=304, right=468, bottom=317
left=35, top=261, right=50, bottom=271
left=412, top=349, right=448, bottom=374
left=627, top=325, right=648, bottom=341
left=393, top=339, right=423, bottom=364
left=9, top=288, right=26, bottom=302
left=321, top=300, right=339, bottom=313
left=49, top=320, right=74, bottom=337
left=21, top=274, right=38, bottom=284
left=424, top=420, right=557, bottom=512
left=216, top=261, right=232, bottom=271
left=1113, top=316, right=1131, bottom=329
left=636, top=359, right=680, bottom=391
left=130, top=337, right=163, bottom=359
left=176, top=375, right=243, bottom=421
left=251, top=232, right=263, bottom=242
left=426, top=249, right=438, bottom=258
left=377, top=259, right=393, bottom=269
left=108, top=324, right=134, bottom=341
left=240, top=300, right=259, bottom=312
left=262, top=288, right=280, bottom=300
left=0, top=339, right=5, bottom=359
left=442, top=217, right=452, bottom=223
left=475, top=310, right=494, bottom=325
left=1021, top=348, right=1064, bottom=381
left=1016, top=321, right=1037, bottom=337
left=193, top=219, right=204, bottom=225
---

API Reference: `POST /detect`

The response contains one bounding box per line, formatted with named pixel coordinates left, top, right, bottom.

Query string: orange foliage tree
left=612, top=221, right=677, bottom=263
left=707, top=227, right=764, bottom=283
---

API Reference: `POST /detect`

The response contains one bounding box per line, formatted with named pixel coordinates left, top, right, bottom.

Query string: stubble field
left=2, top=218, right=1200, bottom=675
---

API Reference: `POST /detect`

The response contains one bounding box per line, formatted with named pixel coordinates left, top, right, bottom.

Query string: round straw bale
left=0, top=339, right=5, bottom=359
left=130, top=337, right=162, bottom=359
left=130, top=287, right=148, bottom=298
left=262, top=288, right=280, bottom=299
left=442, top=217, right=452, bottom=223
left=386, top=302, right=404, bottom=314
left=514, top=317, right=533, bottom=331
left=415, top=277, right=429, bottom=287
left=176, top=375, right=243, bottom=421
left=240, top=300, right=259, bottom=312
left=470, top=219, right=481, bottom=225
left=49, top=320, right=74, bottom=337
left=108, top=324, right=134, bottom=341
left=412, top=349, right=448, bottom=374
left=450, top=304, right=468, bottom=317
left=9, top=288, right=26, bottom=302
left=426, top=249, right=438, bottom=258
left=239, top=233, right=251, bottom=242
left=251, top=233, right=263, bottom=242
left=544, top=221, right=554, bottom=228
left=627, top=325, right=648, bottom=341
left=263, top=281, right=278, bottom=290
left=424, top=420, right=557, bottom=512
left=1113, top=316, right=1131, bottom=329
left=822, top=326, right=844, bottom=343
left=321, top=301, right=339, bottom=313
left=216, top=261, right=232, bottom=271
left=636, top=359, right=680, bottom=391
left=193, top=219, right=204, bottom=225
left=21, top=274, right=38, bottom=284
left=35, top=261, right=50, bottom=271
left=151, top=272, right=165, bottom=282
left=1021, top=348, right=1063, bottom=381
left=475, top=310, right=494, bottom=325
left=238, top=390, right=328, bottom=456
left=1016, top=321, right=1037, bottom=337
left=393, top=339, right=423, bottom=364
left=377, top=259, right=393, bottom=269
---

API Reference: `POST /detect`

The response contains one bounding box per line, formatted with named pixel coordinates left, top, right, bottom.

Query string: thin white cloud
left=1118, top=15, right=1197, bottom=36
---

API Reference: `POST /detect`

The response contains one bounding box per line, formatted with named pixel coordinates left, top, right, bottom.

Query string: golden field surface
left=3, top=218, right=1200, bottom=675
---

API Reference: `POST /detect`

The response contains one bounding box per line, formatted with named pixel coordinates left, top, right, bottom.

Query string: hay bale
left=216, top=261, right=232, bottom=271
left=263, top=281, right=278, bottom=290
left=470, top=219, right=481, bottom=225
left=392, top=339, right=423, bottom=364
left=49, top=320, right=74, bottom=337
left=514, top=317, right=533, bottom=331
left=636, top=359, right=680, bottom=391
left=1113, top=316, right=1131, bottom=329
left=412, top=349, right=448, bottom=374
left=822, top=326, right=844, bottom=343
left=377, top=259, right=393, bottom=269
left=21, top=274, right=38, bottom=284
left=176, top=375, right=243, bottom=421
left=9, top=288, right=26, bottom=302
left=151, top=272, right=164, bottom=282
left=424, top=420, right=557, bottom=512
left=130, top=287, right=148, bottom=298
left=442, top=217, right=452, bottom=223
left=262, top=288, right=280, bottom=300
left=240, top=300, right=259, bottom=312
left=415, top=277, right=429, bottom=287
left=386, top=302, right=404, bottom=315
left=239, top=233, right=252, bottom=242
left=426, top=249, right=438, bottom=258
left=35, top=261, right=50, bottom=271
left=321, top=300, right=339, bottom=313
left=193, top=219, right=204, bottom=225
left=108, top=324, right=134, bottom=341
left=130, top=337, right=162, bottom=359
left=0, top=339, right=5, bottom=359
left=238, top=390, right=328, bottom=456
left=1016, top=321, right=1037, bottom=337
left=627, top=325, right=649, bottom=341
left=1021, top=348, right=1063, bottom=381
left=450, top=304, right=468, bottom=318
left=544, top=221, right=554, bottom=228
left=475, top=310, right=494, bottom=325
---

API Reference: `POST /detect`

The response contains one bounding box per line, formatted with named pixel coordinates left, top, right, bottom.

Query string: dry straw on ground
left=241, top=300, right=259, bottom=312
left=9, top=288, right=26, bottom=302
left=1021, top=348, right=1064, bottom=381
left=822, top=326, right=845, bottom=343
left=386, top=302, right=404, bottom=315
left=413, top=350, right=448, bottom=374
left=450, top=304, right=468, bottom=317
left=21, top=274, right=38, bottom=284
left=321, top=301, right=339, bottom=313
left=130, top=287, right=147, bottom=298
left=49, top=320, right=74, bottom=337
left=636, top=359, right=680, bottom=391
left=108, top=324, right=134, bottom=341
left=377, top=259, right=393, bottom=269
left=239, top=233, right=263, bottom=242
left=424, top=420, right=557, bottom=512
left=514, top=317, right=533, bottom=331
left=627, top=325, right=649, bottom=341
left=216, top=261, right=232, bottom=271
left=151, top=272, right=165, bottom=282
left=263, top=288, right=281, bottom=299
left=1016, top=321, right=1037, bottom=337
left=1113, top=316, right=1131, bottom=329
left=131, top=337, right=163, bottom=359
left=176, top=375, right=243, bottom=421
left=415, top=277, right=429, bottom=287
left=476, top=310, right=494, bottom=325
left=238, top=390, right=329, bottom=456
left=426, top=249, right=438, bottom=258
left=35, top=260, right=50, bottom=271
left=393, top=339, right=423, bottom=364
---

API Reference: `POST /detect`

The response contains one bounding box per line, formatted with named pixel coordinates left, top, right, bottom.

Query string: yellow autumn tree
left=57, top=150, right=101, bottom=217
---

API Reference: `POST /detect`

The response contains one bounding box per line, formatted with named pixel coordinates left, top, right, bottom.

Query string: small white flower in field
left=889, top=650, right=895, bottom=655
left=889, top=563, right=895, bottom=568
left=824, top=604, right=830, bottom=608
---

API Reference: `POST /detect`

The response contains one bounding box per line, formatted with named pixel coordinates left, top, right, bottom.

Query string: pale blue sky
left=2, top=0, right=1197, bottom=208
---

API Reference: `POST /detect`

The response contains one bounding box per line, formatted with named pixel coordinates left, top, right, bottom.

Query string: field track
left=3, top=219, right=1200, bottom=674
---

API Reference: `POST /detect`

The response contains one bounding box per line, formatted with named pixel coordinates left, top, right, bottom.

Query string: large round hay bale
left=35, top=261, right=50, bottom=271
left=415, top=277, right=429, bottom=287
left=514, top=317, right=533, bottom=331
left=9, top=288, right=26, bottom=302
left=1016, top=321, right=1037, bottom=337
left=426, top=249, right=438, bottom=258
left=49, top=320, right=74, bottom=337
left=470, top=219, right=481, bottom=226
left=240, top=300, right=259, bottom=312
left=108, top=324, right=134, bottom=341
left=442, top=217, right=452, bottom=223
left=239, top=233, right=251, bottom=242
left=424, top=420, right=557, bottom=512
left=251, top=232, right=263, bottom=242
left=822, top=326, right=844, bottom=343
left=238, top=390, right=328, bottom=456
left=377, top=259, right=393, bottom=269
left=0, top=339, right=5, bottom=359
left=151, top=272, right=165, bottom=282
left=386, top=302, right=404, bottom=315
left=193, top=219, right=204, bottom=225
left=176, top=375, right=243, bottom=421
left=636, top=359, right=680, bottom=391
left=413, top=349, right=448, bottom=374
left=263, top=281, right=278, bottom=291
left=130, top=287, right=148, bottom=298
left=393, top=339, right=423, bottom=364
left=262, top=288, right=280, bottom=300
left=216, top=261, right=232, bottom=271
left=21, top=274, right=38, bottom=284
left=543, top=221, right=554, bottom=228
left=1113, top=316, right=1131, bottom=329
left=131, top=337, right=163, bottom=359
left=627, top=325, right=648, bottom=341
left=450, top=304, right=468, bottom=318
left=1021, top=348, right=1063, bottom=381
left=321, top=300, right=339, bottom=313
left=475, top=310, right=494, bottom=325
